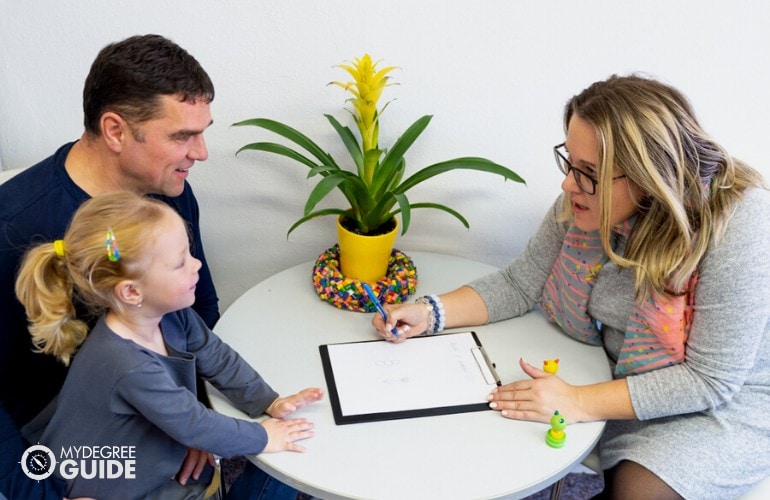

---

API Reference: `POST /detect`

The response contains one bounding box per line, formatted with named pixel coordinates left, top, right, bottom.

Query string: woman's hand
left=487, top=358, right=583, bottom=424
left=371, top=302, right=431, bottom=342
left=371, top=287, right=489, bottom=342
left=262, top=417, right=315, bottom=453
left=266, top=387, right=324, bottom=418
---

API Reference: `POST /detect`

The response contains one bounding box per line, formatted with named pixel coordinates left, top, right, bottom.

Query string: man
left=1, top=33, right=217, bottom=429
left=0, top=34, right=296, bottom=499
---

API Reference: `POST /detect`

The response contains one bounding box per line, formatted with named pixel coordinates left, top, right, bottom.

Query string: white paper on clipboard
left=320, top=331, right=500, bottom=423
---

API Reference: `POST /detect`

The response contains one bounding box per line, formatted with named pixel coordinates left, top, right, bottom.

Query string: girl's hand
left=266, top=387, right=324, bottom=418
left=487, top=358, right=582, bottom=423
left=262, top=417, right=315, bottom=453
left=371, top=303, right=431, bottom=342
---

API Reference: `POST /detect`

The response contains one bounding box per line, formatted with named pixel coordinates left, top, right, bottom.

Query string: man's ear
left=100, top=112, right=127, bottom=153
left=113, top=280, right=142, bottom=308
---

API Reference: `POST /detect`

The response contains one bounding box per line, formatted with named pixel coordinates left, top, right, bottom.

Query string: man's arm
left=1, top=402, right=67, bottom=500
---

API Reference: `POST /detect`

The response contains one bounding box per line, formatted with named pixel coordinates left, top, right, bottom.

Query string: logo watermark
left=20, top=444, right=57, bottom=481
left=20, top=444, right=137, bottom=481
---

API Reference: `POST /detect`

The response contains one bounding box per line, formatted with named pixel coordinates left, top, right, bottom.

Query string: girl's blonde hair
left=15, top=192, right=175, bottom=365
left=562, top=74, right=766, bottom=300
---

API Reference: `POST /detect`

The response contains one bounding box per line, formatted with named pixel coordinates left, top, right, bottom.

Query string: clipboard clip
left=471, top=346, right=502, bottom=386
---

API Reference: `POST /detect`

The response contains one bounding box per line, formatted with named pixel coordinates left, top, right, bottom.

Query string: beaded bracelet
left=428, top=294, right=446, bottom=333
left=415, top=297, right=435, bottom=335
left=416, top=294, right=445, bottom=335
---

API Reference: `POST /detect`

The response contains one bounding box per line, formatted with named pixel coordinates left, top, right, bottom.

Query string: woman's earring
left=136, top=301, right=143, bottom=308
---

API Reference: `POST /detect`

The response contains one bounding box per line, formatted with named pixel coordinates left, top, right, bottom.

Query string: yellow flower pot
left=336, top=216, right=398, bottom=283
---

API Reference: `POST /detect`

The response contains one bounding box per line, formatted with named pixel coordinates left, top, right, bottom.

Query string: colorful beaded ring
left=312, top=244, right=418, bottom=312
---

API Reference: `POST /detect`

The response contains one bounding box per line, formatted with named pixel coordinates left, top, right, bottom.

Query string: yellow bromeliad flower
left=329, top=54, right=397, bottom=184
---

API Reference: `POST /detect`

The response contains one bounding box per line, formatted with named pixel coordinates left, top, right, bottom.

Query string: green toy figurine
left=546, top=410, right=567, bottom=448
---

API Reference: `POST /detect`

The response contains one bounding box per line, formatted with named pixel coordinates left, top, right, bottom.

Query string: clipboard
left=319, top=331, right=501, bottom=425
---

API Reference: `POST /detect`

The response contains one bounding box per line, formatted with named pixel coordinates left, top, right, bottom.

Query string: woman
left=373, top=75, right=770, bottom=499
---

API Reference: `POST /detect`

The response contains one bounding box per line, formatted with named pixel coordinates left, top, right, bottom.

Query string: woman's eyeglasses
left=553, top=143, right=626, bottom=195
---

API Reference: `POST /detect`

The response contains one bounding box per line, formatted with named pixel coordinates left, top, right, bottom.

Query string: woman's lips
left=572, top=200, right=588, bottom=212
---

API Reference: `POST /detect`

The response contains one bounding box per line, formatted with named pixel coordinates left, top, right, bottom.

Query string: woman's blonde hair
left=15, top=192, right=175, bottom=365
left=563, top=74, right=766, bottom=300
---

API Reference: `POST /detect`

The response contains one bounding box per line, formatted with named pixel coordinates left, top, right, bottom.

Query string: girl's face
left=561, top=115, right=643, bottom=231
left=135, top=211, right=201, bottom=315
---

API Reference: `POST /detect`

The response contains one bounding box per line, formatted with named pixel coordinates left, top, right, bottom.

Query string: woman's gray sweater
left=469, top=189, right=770, bottom=499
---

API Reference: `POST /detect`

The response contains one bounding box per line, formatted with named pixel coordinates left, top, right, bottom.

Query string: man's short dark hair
left=83, top=34, right=215, bottom=135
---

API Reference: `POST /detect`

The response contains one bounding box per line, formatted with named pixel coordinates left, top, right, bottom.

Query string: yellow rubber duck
left=543, top=358, right=560, bottom=374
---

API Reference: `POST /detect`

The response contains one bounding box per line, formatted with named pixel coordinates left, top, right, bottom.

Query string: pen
left=362, top=283, right=400, bottom=338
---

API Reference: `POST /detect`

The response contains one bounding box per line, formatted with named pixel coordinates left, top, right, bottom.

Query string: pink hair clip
left=106, top=227, right=120, bottom=262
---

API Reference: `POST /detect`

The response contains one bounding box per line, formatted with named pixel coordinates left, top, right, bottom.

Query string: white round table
left=207, top=251, right=611, bottom=499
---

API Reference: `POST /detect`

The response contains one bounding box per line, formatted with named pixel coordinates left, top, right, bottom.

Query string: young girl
left=15, top=192, right=323, bottom=499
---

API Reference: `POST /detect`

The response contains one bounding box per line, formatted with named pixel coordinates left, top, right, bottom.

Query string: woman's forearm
left=576, top=378, right=637, bottom=422
left=440, top=286, right=489, bottom=329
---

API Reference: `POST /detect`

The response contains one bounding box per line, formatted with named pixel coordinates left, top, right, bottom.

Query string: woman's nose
left=561, top=171, right=581, bottom=193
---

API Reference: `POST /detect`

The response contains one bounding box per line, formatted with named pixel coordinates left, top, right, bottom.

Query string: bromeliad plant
left=233, top=54, right=525, bottom=236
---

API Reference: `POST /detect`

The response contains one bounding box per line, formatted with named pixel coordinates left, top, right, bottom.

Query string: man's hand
left=177, top=448, right=216, bottom=485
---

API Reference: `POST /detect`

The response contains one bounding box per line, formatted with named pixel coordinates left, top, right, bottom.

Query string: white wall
left=1, top=1, right=768, bottom=312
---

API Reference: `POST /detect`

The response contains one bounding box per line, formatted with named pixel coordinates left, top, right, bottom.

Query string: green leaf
left=370, top=116, right=431, bottom=197
left=395, top=157, right=525, bottom=194
left=372, top=157, right=405, bottom=202
left=307, top=164, right=340, bottom=178
left=377, top=115, right=432, bottom=174
left=304, top=173, right=349, bottom=214
left=396, top=202, right=470, bottom=229
left=393, top=193, right=411, bottom=235
left=364, top=191, right=397, bottom=233
left=236, top=142, right=319, bottom=170
left=287, top=208, right=350, bottom=237
left=338, top=174, right=373, bottom=215
left=232, top=118, right=334, bottom=166
left=324, top=114, right=364, bottom=175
